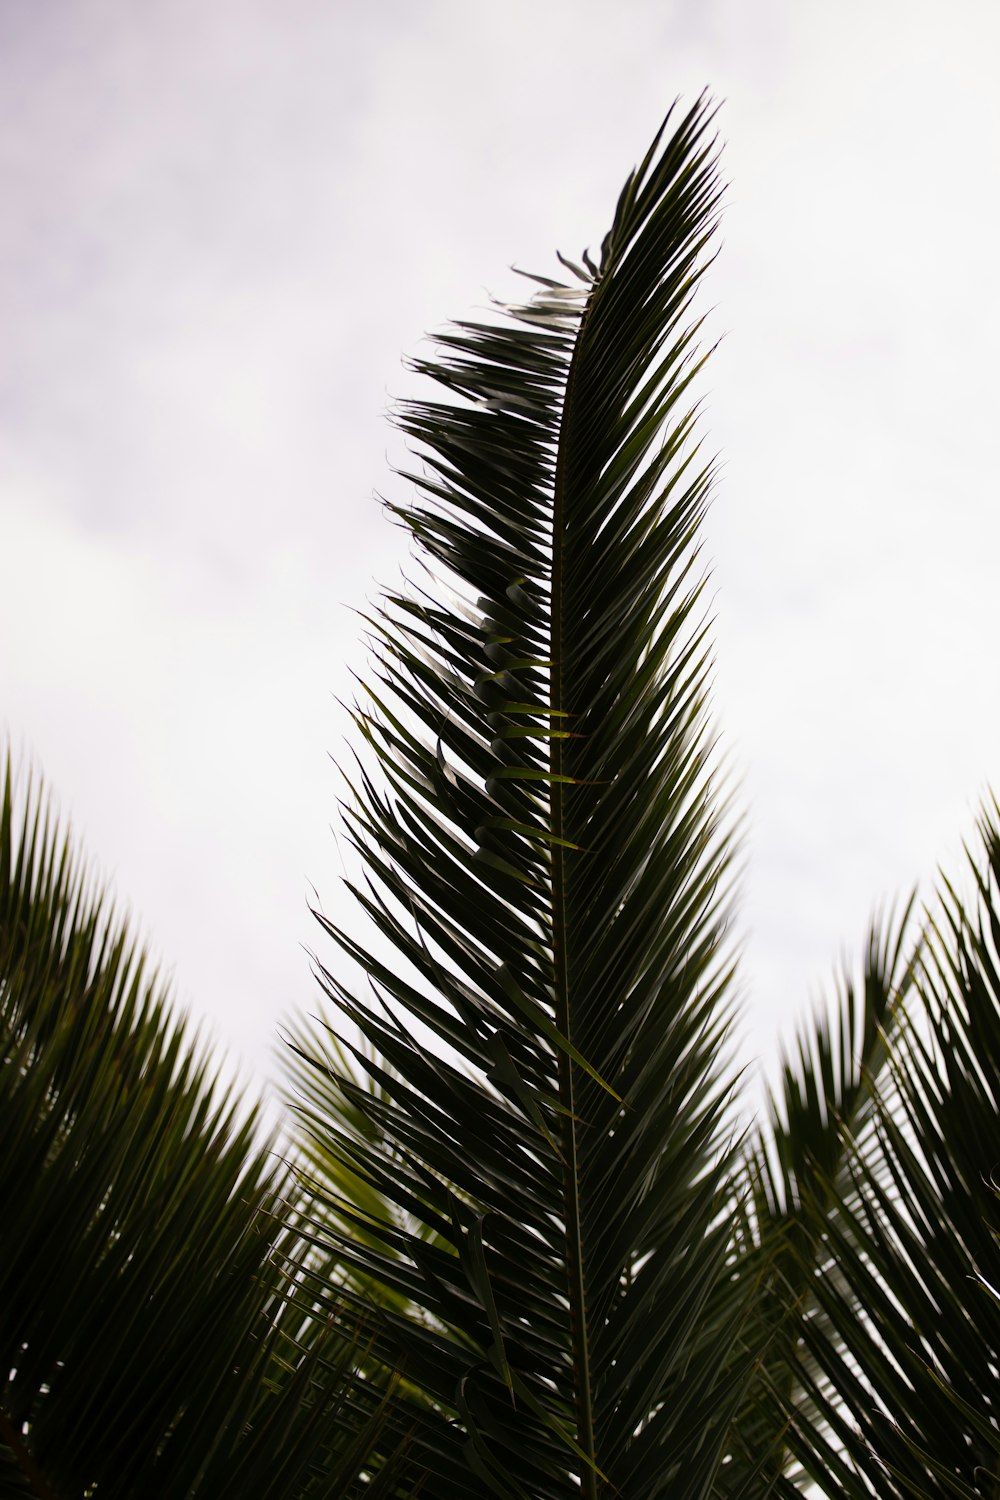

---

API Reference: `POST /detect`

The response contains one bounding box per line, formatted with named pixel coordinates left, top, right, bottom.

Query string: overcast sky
left=2, top=0, right=997, bottom=1123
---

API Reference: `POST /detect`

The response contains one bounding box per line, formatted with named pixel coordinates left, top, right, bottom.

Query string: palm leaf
left=758, top=805, right=1000, bottom=1497
left=0, top=753, right=413, bottom=1499
left=715, top=900, right=917, bottom=1495
left=291, top=96, right=757, bottom=1498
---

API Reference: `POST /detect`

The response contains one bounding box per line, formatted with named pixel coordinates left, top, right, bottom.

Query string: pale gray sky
left=2, top=0, right=997, bottom=1118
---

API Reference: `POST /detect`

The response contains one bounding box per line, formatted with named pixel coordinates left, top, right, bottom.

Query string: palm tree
left=0, top=755, right=412, bottom=1498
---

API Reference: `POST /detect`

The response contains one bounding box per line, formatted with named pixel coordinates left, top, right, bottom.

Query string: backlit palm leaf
left=775, top=806, right=1000, bottom=1497
left=0, top=755, right=411, bottom=1498
left=292, top=97, right=756, bottom=1499
left=722, top=902, right=917, bottom=1494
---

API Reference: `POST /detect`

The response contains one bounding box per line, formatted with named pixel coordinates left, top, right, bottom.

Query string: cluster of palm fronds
left=5, top=97, right=1000, bottom=1498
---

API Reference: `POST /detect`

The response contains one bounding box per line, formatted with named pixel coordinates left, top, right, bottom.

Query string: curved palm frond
left=760, top=898, right=918, bottom=1216
left=0, top=753, right=412, bottom=1499
left=291, top=96, right=759, bottom=1498
left=716, top=900, right=918, bottom=1495
left=761, top=805, right=1000, bottom=1497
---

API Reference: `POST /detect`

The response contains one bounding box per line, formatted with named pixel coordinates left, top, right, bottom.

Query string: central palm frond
left=291, top=97, right=753, bottom=1498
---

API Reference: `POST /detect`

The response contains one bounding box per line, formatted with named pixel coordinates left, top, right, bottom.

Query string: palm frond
left=0, top=753, right=411, bottom=1498
left=766, top=805, right=1000, bottom=1497
left=291, top=96, right=756, bottom=1498
left=715, top=900, right=918, bottom=1495
left=761, top=899, right=917, bottom=1215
